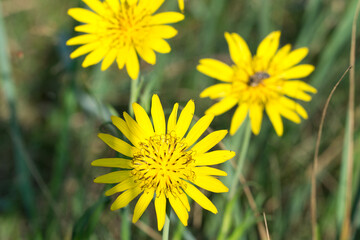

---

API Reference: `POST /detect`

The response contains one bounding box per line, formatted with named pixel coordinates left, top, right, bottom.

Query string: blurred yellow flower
left=67, top=0, right=184, bottom=80
left=93, top=95, right=234, bottom=230
left=197, top=31, right=317, bottom=136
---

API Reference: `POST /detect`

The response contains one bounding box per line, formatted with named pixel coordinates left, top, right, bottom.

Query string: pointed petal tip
left=110, top=204, right=118, bottom=211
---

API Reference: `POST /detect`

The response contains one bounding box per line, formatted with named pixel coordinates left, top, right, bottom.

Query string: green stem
left=217, top=119, right=251, bottom=240
left=129, top=73, right=140, bottom=116
left=228, top=118, right=252, bottom=199
left=121, top=207, right=131, bottom=240
left=162, top=213, right=171, bottom=240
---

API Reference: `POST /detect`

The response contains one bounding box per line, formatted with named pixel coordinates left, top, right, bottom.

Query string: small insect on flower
left=197, top=31, right=317, bottom=136
left=67, top=0, right=184, bottom=80
left=93, top=95, right=235, bottom=230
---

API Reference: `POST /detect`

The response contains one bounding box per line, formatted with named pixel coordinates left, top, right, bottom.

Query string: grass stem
left=340, top=1, right=360, bottom=239
left=311, top=66, right=351, bottom=240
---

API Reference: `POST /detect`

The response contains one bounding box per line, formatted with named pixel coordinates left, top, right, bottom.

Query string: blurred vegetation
left=1, top=0, right=360, bottom=239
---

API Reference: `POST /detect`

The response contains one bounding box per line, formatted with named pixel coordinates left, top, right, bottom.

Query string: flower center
left=248, top=71, right=270, bottom=87
left=131, top=133, right=195, bottom=195
left=106, top=3, right=151, bottom=47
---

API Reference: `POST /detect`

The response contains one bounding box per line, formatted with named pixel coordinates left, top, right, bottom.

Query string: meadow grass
left=1, top=0, right=360, bottom=239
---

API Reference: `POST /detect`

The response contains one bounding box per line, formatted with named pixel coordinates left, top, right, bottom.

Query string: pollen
left=132, top=133, right=195, bottom=195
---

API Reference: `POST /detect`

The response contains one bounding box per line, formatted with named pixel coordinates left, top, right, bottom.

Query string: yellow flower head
left=93, top=95, right=234, bottom=230
left=67, top=0, right=184, bottom=80
left=197, top=31, right=317, bottom=136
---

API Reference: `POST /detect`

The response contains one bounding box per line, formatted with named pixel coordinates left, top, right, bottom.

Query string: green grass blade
left=0, top=3, right=35, bottom=218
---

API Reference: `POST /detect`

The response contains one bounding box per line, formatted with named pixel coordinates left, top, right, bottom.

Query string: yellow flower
left=197, top=31, right=317, bottom=136
left=67, top=0, right=184, bottom=80
left=93, top=95, right=234, bottom=230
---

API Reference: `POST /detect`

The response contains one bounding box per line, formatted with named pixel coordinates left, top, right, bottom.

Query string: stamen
left=132, top=133, right=195, bottom=193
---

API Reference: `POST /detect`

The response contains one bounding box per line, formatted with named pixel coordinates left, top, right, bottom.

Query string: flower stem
left=162, top=213, right=171, bottom=240
left=228, top=118, right=251, bottom=199
left=129, top=73, right=140, bottom=116
left=218, top=119, right=251, bottom=240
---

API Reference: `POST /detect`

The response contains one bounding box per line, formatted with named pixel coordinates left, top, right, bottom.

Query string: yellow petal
left=269, top=44, right=291, bottom=71
left=191, top=130, right=228, bottom=155
left=105, top=0, right=120, bottom=12
left=150, top=12, right=184, bottom=25
left=91, top=158, right=132, bottom=168
left=265, top=103, right=283, bottom=136
left=123, top=112, right=148, bottom=139
left=136, top=45, right=156, bottom=65
left=151, top=94, right=166, bottom=135
left=195, top=167, right=227, bottom=176
left=68, top=8, right=101, bottom=23
left=279, top=97, right=308, bottom=119
left=167, top=103, right=179, bottom=133
left=155, top=193, right=166, bottom=231
left=98, top=133, right=134, bottom=157
left=205, top=97, right=238, bottom=116
left=116, top=47, right=129, bottom=69
left=185, top=114, right=214, bottom=148
left=177, top=191, right=190, bottom=211
left=256, top=31, right=281, bottom=61
left=133, top=103, right=155, bottom=136
left=200, top=83, right=232, bottom=99
left=74, top=24, right=98, bottom=33
left=197, top=59, right=234, bottom=82
left=148, top=0, right=165, bottom=14
left=70, top=42, right=100, bottom=59
left=282, top=80, right=316, bottom=101
left=277, top=103, right=301, bottom=124
left=110, top=187, right=142, bottom=211
left=94, top=170, right=131, bottom=183
left=66, top=34, right=97, bottom=46
left=178, top=0, right=184, bottom=11
left=191, top=175, right=228, bottom=193
left=283, top=80, right=317, bottom=93
left=230, top=103, right=249, bottom=135
left=150, top=25, right=178, bottom=39
left=111, top=116, right=141, bottom=147
left=82, top=0, right=106, bottom=15
left=167, top=192, right=189, bottom=226
left=147, top=38, right=171, bottom=53
left=132, top=189, right=154, bottom=222
left=278, top=47, right=309, bottom=70
left=101, top=48, right=118, bottom=70
left=224, top=32, right=252, bottom=65
left=126, top=47, right=140, bottom=80
left=249, top=103, right=263, bottom=135
left=280, top=64, right=315, bottom=79
left=175, top=100, right=195, bottom=140
left=82, top=47, right=108, bottom=68
left=195, top=150, right=235, bottom=165
left=105, top=177, right=137, bottom=196
left=183, top=182, right=217, bottom=214
left=127, top=0, right=138, bottom=5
